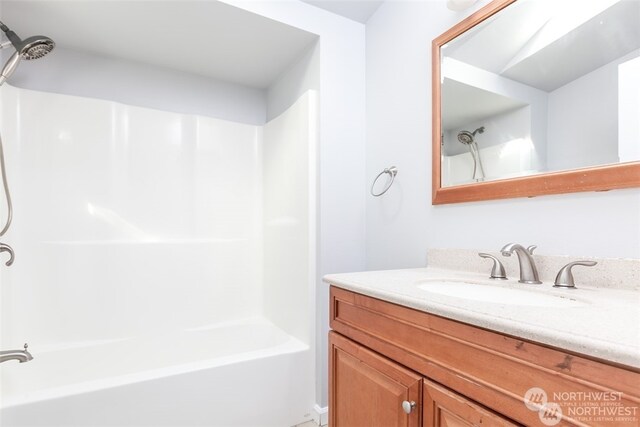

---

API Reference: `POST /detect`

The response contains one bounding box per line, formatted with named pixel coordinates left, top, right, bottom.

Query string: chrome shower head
left=0, top=21, right=55, bottom=86
left=457, top=126, right=485, bottom=145
left=457, top=130, right=475, bottom=145
left=18, top=36, right=55, bottom=60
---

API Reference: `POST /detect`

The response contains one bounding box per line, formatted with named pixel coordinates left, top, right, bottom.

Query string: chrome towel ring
left=370, top=166, right=398, bottom=197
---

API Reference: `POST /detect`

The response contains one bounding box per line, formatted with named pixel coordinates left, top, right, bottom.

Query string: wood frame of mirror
left=432, top=0, right=640, bottom=205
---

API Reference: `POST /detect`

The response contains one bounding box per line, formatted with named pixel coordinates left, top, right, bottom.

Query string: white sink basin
left=416, top=280, right=586, bottom=308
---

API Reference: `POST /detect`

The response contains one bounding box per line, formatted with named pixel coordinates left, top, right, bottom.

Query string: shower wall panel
left=0, top=85, right=262, bottom=348
left=263, top=91, right=317, bottom=345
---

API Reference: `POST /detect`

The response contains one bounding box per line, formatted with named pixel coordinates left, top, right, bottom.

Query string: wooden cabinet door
left=329, top=331, right=422, bottom=427
left=423, top=379, right=518, bottom=427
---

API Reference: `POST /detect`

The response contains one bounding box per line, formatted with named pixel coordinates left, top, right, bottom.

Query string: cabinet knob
left=402, top=400, right=416, bottom=414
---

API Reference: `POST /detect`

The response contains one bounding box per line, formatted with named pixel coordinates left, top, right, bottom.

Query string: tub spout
left=0, top=343, right=33, bottom=364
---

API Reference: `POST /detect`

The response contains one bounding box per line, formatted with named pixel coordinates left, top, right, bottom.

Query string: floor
left=294, top=422, right=318, bottom=427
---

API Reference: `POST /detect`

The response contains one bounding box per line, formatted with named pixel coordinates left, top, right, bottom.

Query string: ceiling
left=442, top=78, right=526, bottom=131
left=0, top=1, right=319, bottom=89
left=501, top=0, right=640, bottom=91
left=299, top=0, right=384, bottom=23
left=445, top=0, right=640, bottom=92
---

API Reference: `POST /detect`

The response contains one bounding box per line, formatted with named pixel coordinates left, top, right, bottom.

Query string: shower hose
left=0, top=131, right=12, bottom=236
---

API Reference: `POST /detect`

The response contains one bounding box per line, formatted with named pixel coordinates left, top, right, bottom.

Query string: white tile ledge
left=323, top=266, right=640, bottom=369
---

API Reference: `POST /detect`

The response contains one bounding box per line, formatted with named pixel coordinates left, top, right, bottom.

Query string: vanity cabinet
left=330, top=330, right=515, bottom=427
left=330, top=332, right=421, bottom=427
left=328, top=286, right=640, bottom=427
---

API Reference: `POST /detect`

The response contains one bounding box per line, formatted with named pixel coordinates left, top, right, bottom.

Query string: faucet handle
left=554, top=261, right=597, bottom=289
left=527, top=245, right=537, bottom=255
left=479, top=253, right=507, bottom=280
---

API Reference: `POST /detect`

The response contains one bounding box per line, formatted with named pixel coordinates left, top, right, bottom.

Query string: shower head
left=0, top=21, right=55, bottom=86
left=457, top=130, right=475, bottom=145
left=457, top=126, right=485, bottom=145
left=15, top=35, right=55, bottom=60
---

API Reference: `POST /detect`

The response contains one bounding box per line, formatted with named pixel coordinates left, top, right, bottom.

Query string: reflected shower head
left=457, top=130, right=475, bottom=145
left=0, top=21, right=55, bottom=86
left=457, top=126, right=485, bottom=145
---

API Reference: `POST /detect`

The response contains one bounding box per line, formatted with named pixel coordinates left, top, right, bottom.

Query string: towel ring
left=371, top=166, right=398, bottom=197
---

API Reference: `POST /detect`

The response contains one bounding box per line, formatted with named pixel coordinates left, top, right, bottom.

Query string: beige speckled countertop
left=324, top=267, right=640, bottom=369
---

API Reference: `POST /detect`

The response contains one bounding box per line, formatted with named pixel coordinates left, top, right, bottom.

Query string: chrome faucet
left=501, top=243, right=542, bottom=284
left=0, top=343, right=33, bottom=364
left=0, top=242, right=14, bottom=266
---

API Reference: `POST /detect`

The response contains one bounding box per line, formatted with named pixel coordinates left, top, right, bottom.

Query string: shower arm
left=0, top=21, right=23, bottom=49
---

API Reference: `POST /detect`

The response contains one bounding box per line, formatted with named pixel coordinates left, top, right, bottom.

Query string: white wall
left=547, top=50, right=639, bottom=171
left=0, top=47, right=267, bottom=125
left=618, top=55, right=640, bottom=163
left=267, top=41, right=320, bottom=121
left=365, top=0, right=640, bottom=273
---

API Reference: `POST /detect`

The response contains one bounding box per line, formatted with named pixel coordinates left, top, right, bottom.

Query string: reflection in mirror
left=440, top=0, right=640, bottom=187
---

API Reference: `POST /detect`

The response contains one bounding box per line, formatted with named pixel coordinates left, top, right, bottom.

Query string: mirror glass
left=440, top=0, right=640, bottom=187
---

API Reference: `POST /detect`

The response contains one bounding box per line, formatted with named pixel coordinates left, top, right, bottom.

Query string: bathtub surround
left=0, top=0, right=367, bottom=411
left=0, top=86, right=316, bottom=426
left=263, top=91, right=317, bottom=345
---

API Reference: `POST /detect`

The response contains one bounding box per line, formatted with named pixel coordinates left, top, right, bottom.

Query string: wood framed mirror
left=432, top=0, right=640, bottom=205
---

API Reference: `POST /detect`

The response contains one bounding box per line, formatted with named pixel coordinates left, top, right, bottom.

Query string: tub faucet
left=501, top=243, right=542, bottom=284
left=0, top=343, right=33, bottom=364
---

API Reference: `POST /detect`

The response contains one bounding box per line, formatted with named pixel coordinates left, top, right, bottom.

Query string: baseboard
left=312, top=404, right=328, bottom=426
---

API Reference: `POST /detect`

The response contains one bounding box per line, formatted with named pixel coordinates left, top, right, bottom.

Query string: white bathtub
left=0, top=318, right=313, bottom=426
